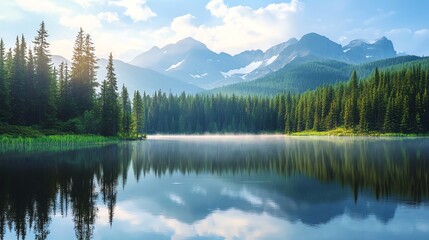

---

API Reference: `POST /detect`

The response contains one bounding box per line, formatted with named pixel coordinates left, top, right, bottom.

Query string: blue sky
left=0, top=0, right=428, bottom=61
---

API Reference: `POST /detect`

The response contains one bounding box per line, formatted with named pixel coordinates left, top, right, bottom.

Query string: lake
left=1, top=135, right=429, bottom=240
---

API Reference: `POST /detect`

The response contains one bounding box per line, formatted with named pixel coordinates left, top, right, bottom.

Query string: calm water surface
left=1, top=135, right=429, bottom=240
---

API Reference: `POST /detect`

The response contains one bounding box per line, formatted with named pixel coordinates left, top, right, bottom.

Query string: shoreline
left=289, top=128, right=428, bottom=137
left=1, top=128, right=427, bottom=144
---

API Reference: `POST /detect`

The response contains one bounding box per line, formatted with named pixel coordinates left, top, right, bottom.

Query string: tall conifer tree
left=70, top=29, right=98, bottom=117
left=33, top=21, right=54, bottom=125
left=120, top=85, right=132, bottom=136
left=101, top=53, right=119, bottom=136
left=132, top=91, right=144, bottom=137
left=0, top=39, right=10, bottom=122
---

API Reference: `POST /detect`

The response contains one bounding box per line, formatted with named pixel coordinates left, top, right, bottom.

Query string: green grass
left=0, top=123, right=122, bottom=153
left=0, top=134, right=120, bottom=154
left=289, top=128, right=424, bottom=137
left=0, top=134, right=119, bottom=144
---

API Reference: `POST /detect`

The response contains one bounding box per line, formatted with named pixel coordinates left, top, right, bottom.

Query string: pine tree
left=33, top=21, right=55, bottom=125
left=358, top=97, right=369, bottom=132
left=70, top=28, right=85, bottom=117
left=25, top=48, right=36, bottom=124
left=423, top=89, right=429, bottom=132
left=415, top=92, right=423, bottom=132
left=57, top=62, right=66, bottom=120
left=120, top=85, right=132, bottom=136
left=400, top=95, right=410, bottom=133
left=277, top=95, right=285, bottom=131
left=344, top=71, right=359, bottom=129
left=0, top=39, right=10, bottom=122
left=10, top=36, right=26, bottom=124
left=344, top=98, right=353, bottom=129
left=101, top=53, right=119, bottom=136
left=70, top=29, right=98, bottom=117
left=131, top=91, right=144, bottom=138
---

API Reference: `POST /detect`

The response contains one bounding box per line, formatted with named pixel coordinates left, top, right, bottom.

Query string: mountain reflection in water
left=0, top=136, right=428, bottom=240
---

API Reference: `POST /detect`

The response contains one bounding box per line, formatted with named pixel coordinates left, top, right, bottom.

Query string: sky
left=0, top=0, right=428, bottom=61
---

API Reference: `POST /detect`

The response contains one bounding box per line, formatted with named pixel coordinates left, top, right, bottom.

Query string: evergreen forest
left=0, top=23, right=143, bottom=137
left=0, top=23, right=428, bottom=136
left=141, top=66, right=429, bottom=134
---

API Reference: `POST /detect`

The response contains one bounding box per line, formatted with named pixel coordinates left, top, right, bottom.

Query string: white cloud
left=73, top=0, right=98, bottom=8
left=59, top=14, right=102, bottom=31
left=0, top=1, right=23, bottom=21
left=364, top=10, right=395, bottom=26
left=171, top=14, right=197, bottom=37
left=415, top=29, right=429, bottom=37
left=385, top=28, right=412, bottom=36
left=206, top=0, right=228, bottom=18
left=98, top=12, right=120, bottom=23
left=141, top=0, right=300, bottom=55
left=109, top=0, right=156, bottom=22
left=16, top=0, right=69, bottom=14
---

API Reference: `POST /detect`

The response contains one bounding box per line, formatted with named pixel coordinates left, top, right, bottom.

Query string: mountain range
left=53, top=32, right=408, bottom=95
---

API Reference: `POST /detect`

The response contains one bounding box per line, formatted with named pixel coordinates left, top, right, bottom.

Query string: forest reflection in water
left=0, top=136, right=428, bottom=240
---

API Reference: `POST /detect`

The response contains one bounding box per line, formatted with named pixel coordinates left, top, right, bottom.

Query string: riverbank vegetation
left=290, top=127, right=422, bottom=137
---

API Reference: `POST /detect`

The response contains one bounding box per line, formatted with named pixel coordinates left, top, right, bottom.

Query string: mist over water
left=1, top=136, right=429, bottom=240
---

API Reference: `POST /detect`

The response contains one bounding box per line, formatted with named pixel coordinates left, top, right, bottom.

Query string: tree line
left=0, top=22, right=144, bottom=137
left=1, top=23, right=428, bottom=135
left=282, top=66, right=429, bottom=133
left=141, top=65, right=428, bottom=134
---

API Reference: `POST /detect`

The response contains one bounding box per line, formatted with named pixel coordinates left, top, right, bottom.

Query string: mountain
left=244, top=33, right=398, bottom=81
left=343, top=37, right=396, bottom=63
left=97, top=59, right=202, bottom=95
left=52, top=33, right=400, bottom=95
left=52, top=55, right=71, bottom=67
left=208, top=56, right=428, bottom=96
left=51, top=55, right=202, bottom=95
left=223, top=38, right=298, bottom=83
left=129, top=34, right=398, bottom=90
left=130, top=37, right=258, bottom=89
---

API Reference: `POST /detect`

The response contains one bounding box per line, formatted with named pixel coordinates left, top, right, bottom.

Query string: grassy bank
left=289, top=128, right=425, bottom=137
left=0, top=134, right=119, bottom=144
left=0, top=134, right=120, bottom=154
left=0, top=124, right=120, bottom=146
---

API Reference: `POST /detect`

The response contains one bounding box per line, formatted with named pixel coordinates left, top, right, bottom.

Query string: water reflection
left=0, top=136, right=428, bottom=239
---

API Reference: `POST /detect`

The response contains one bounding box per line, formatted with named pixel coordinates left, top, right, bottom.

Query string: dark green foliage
left=120, top=85, right=132, bottom=136
left=10, top=36, right=26, bottom=124
left=141, top=92, right=281, bottom=133
left=132, top=91, right=144, bottom=136
left=281, top=65, right=429, bottom=133
left=57, top=62, right=73, bottom=121
left=101, top=53, right=119, bottom=136
left=70, top=29, right=98, bottom=118
left=0, top=24, right=134, bottom=137
left=33, top=22, right=56, bottom=126
left=25, top=48, right=37, bottom=124
left=0, top=39, right=10, bottom=122
left=210, top=56, right=429, bottom=96
left=138, top=64, right=429, bottom=134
